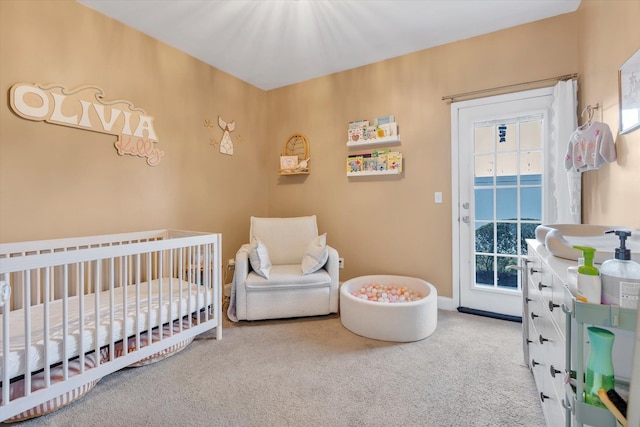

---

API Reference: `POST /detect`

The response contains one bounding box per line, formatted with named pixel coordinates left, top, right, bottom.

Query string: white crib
left=0, top=230, right=222, bottom=422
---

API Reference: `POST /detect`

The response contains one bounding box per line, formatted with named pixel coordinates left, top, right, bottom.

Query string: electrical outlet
left=338, top=258, right=344, bottom=268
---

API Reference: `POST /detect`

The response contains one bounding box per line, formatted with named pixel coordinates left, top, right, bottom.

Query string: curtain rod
left=441, top=73, right=578, bottom=103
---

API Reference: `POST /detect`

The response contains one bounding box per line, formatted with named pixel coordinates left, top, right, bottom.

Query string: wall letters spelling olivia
left=9, top=83, right=164, bottom=166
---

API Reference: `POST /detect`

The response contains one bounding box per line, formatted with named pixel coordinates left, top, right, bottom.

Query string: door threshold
left=457, top=306, right=522, bottom=323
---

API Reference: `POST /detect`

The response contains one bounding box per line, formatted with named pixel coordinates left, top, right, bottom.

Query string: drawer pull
left=539, top=334, right=549, bottom=344
left=526, top=339, right=534, bottom=344
left=540, top=392, right=550, bottom=402
left=530, top=267, right=542, bottom=275
left=525, top=297, right=533, bottom=304
left=548, top=301, right=560, bottom=311
left=530, top=312, right=539, bottom=320
left=550, top=365, right=561, bottom=377
left=538, top=281, right=549, bottom=290
left=531, top=359, right=540, bottom=367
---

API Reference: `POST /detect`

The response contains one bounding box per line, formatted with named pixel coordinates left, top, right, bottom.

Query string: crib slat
left=121, top=255, right=128, bottom=357
left=62, top=264, right=69, bottom=381
left=93, top=261, right=100, bottom=369
left=135, top=253, right=140, bottom=351
left=22, top=270, right=31, bottom=396
left=158, top=252, right=163, bottom=341
left=78, top=262, right=86, bottom=371
left=2, top=273, right=10, bottom=406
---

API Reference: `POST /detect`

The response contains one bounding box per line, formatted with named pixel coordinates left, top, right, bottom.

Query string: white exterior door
left=452, top=88, right=553, bottom=318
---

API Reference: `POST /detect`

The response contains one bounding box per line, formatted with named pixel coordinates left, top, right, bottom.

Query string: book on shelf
left=348, top=120, right=369, bottom=129
left=346, top=155, right=364, bottom=173
left=362, top=126, right=377, bottom=140
left=377, top=122, right=397, bottom=138
left=387, top=151, right=402, bottom=172
left=372, top=148, right=390, bottom=170
left=362, top=157, right=377, bottom=172
left=374, top=115, right=395, bottom=126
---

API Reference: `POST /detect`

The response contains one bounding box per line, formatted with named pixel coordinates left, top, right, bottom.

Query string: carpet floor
left=13, top=310, right=545, bottom=427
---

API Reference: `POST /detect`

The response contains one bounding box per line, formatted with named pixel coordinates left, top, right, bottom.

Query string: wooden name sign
left=9, top=83, right=164, bottom=166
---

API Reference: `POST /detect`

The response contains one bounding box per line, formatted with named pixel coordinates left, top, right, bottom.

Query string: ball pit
left=352, top=283, right=424, bottom=303
left=340, top=275, right=437, bottom=342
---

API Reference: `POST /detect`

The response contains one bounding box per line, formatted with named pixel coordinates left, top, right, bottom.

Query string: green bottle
left=584, top=326, right=615, bottom=408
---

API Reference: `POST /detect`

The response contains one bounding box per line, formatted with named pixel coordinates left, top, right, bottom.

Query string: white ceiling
left=77, top=0, right=581, bottom=90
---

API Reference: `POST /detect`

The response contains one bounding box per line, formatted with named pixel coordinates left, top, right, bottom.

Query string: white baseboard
left=437, top=296, right=456, bottom=311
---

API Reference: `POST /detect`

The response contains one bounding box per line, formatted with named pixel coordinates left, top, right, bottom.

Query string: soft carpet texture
left=13, top=310, right=544, bottom=426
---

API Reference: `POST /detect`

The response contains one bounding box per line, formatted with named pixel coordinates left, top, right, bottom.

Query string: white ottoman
left=340, top=275, right=438, bottom=342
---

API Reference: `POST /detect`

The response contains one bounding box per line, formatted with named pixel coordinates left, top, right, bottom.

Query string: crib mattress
left=1, top=278, right=213, bottom=380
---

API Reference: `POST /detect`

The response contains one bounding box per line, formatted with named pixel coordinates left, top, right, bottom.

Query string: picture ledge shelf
left=347, top=169, right=401, bottom=177
left=346, top=135, right=401, bottom=148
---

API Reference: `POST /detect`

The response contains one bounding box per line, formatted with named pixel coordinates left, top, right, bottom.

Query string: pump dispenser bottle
left=573, top=245, right=601, bottom=304
left=600, top=230, right=640, bottom=308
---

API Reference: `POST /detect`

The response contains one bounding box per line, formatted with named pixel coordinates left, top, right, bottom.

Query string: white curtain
left=548, top=79, right=580, bottom=224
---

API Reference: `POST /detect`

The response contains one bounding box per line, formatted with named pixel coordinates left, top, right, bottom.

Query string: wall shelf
left=347, top=168, right=401, bottom=177
left=346, top=135, right=401, bottom=148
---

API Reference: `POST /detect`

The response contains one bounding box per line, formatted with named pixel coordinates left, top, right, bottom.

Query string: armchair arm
left=325, top=245, right=340, bottom=313
left=233, top=243, right=252, bottom=320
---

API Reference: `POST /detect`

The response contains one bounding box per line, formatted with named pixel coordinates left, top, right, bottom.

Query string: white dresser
left=524, top=239, right=573, bottom=426
left=524, top=239, right=637, bottom=427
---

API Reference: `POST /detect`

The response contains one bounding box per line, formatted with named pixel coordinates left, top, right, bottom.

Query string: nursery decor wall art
left=9, top=83, right=164, bottom=166
left=205, top=115, right=243, bottom=155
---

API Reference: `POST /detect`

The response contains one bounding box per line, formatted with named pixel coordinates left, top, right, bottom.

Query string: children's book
left=374, top=115, right=395, bottom=126
left=349, top=120, right=369, bottom=129
left=346, top=156, right=363, bottom=173
left=387, top=151, right=403, bottom=172
left=362, top=157, right=377, bottom=171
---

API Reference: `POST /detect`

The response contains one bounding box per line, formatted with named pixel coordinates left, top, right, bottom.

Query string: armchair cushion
left=248, top=238, right=271, bottom=279
left=250, top=216, right=318, bottom=265
left=301, top=233, right=329, bottom=274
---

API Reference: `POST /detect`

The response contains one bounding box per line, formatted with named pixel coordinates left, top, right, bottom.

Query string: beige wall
left=578, top=0, right=640, bottom=228
left=1, top=0, right=638, bottom=301
left=0, top=0, right=269, bottom=265
left=266, top=13, right=579, bottom=297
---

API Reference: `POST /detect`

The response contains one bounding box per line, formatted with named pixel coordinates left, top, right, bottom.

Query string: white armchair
left=228, top=215, right=339, bottom=321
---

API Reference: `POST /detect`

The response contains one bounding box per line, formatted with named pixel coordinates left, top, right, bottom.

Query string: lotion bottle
left=600, top=230, right=640, bottom=308
left=573, top=245, right=601, bottom=304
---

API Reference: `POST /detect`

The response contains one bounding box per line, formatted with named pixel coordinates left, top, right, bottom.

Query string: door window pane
left=475, top=154, right=494, bottom=182
left=497, top=256, right=519, bottom=289
left=496, top=222, right=518, bottom=255
left=475, top=189, right=493, bottom=220
left=520, top=120, right=542, bottom=150
left=497, top=123, right=517, bottom=152
left=520, top=223, right=539, bottom=255
left=475, top=255, right=494, bottom=287
left=520, top=151, right=542, bottom=175
left=496, top=152, right=518, bottom=177
left=521, top=172, right=542, bottom=185
left=475, top=126, right=494, bottom=153
left=521, top=187, right=542, bottom=220
left=475, top=222, right=494, bottom=253
left=497, top=175, right=517, bottom=186
left=496, top=188, right=517, bottom=220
